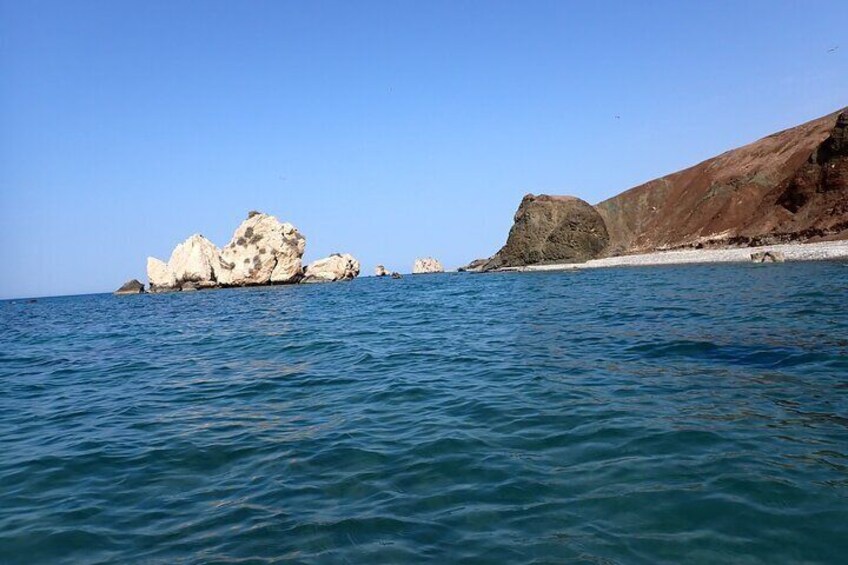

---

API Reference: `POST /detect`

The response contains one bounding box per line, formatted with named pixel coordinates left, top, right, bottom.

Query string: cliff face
left=483, top=194, right=609, bottom=269
left=595, top=108, right=848, bottom=254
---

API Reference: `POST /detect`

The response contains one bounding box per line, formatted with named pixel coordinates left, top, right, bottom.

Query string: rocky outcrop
left=143, top=211, right=310, bottom=292
left=147, top=257, right=177, bottom=292
left=391, top=272, right=403, bottom=279
left=751, top=251, right=786, bottom=263
left=482, top=195, right=609, bottom=270
left=168, top=234, right=223, bottom=288
left=301, top=253, right=360, bottom=283
left=375, top=265, right=389, bottom=277
left=218, top=213, right=306, bottom=285
left=458, top=258, right=488, bottom=272
left=146, top=234, right=223, bottom=292
left=413, top=258, right=444, bottom=274
left=114, top=279, right=145, bottom=295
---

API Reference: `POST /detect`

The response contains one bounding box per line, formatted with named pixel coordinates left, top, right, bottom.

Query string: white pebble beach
left=503, top=240, right=848, bottom=272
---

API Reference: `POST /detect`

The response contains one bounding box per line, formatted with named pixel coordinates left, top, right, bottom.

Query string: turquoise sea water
left=1, top=263, right=847, bottom=564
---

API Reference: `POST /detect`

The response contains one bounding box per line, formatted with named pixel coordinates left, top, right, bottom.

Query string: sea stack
left=142, top=211, right=320, bottom=292
left=374, top=265, right=389, bottom=277
left=413, top=258, right=444, bottom=274
left=301, top=253, right=361, bottom=283
left=218, top=212, right=306, bottom=286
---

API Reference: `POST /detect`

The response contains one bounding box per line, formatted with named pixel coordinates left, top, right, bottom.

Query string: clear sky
left=1, top=0, right=846, bottom=298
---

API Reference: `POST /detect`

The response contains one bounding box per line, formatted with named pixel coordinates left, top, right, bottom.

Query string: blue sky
left=1, top=0, right=846, bottom=298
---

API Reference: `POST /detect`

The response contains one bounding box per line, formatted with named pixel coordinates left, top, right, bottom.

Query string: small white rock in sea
left=413, top=257, right=444, bottom=274
left=301, top=253, right=361, bottom=283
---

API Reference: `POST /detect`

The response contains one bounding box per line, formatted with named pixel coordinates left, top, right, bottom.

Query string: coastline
left=499, top=240, right=848, bottom=272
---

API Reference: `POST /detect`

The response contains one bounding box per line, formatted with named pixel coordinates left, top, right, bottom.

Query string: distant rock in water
left=413, top=258, right=444, bottom=274
left=374, top=265, right=389, bottom=277
left=169, top=234, right=223, bottom=289
left=482, top=195, right=609, bottom=271
left=751, top=251, right=786, bottom=263
left=301, top=253, right=361, bottom=283
left=218, top=212, right=306, bottom=286
left=114, top=279, right=145, bottom=295
left=142, top=211, right=311, bottom=292
left=391, top=272, right=403, bottom=279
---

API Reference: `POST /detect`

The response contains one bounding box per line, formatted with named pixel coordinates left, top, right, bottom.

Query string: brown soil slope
left=595, top=108, right=848, bottom=254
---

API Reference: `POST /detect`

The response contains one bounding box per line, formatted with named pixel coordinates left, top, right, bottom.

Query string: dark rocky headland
left=473, top=107, right=848, bottom=271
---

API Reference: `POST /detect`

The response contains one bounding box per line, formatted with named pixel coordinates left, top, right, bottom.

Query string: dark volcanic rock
left=484, top=195, right=609, bottom=270
left=458, top=258, right=488, bottom=272
left=114, top=279, right=145, bottom=295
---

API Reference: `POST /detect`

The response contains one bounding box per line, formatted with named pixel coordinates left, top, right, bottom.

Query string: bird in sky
left=827, top=45, right=839, bottom=54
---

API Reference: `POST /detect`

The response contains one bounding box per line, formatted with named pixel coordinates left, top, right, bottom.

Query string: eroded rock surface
left=168, top=234, right=223, bottom=287
left=147, top=257, right=177, bottom=292
left=143, top=211, right=307, bottom=291
left=219, top=213, right=306, bottom=285
left=483, top=195, right=609, bottom=270
left=375, top=265, right=389, bottom=277
left=413, top=258, right=444, bottom=274
left=301, top=253, right=360, bottom=283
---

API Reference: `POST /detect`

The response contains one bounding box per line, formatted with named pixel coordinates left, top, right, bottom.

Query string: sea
left=1, top=262, right=847, bottom=564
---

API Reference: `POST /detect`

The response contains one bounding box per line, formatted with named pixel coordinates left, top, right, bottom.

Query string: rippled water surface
left=2, top=263, right=848, bottom=564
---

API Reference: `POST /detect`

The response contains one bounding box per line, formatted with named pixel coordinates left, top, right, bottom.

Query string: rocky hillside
left=596, top=108, right=848, bottom=254
left=478, top=107, right=848, bottom=269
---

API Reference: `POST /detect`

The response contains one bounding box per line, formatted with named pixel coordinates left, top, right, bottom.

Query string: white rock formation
left=374, top=265, right=389, bottom=277
left=147, top=257, right=177, bottom=291
left=301, top=253, right=361, bottom=283
left=143, top=211, right=308, bottom=291
left=168, top=234, right=223, bottom=285
left=413, top=257, right=444, bottom=274
left=218, top=212, right=306, bottom=285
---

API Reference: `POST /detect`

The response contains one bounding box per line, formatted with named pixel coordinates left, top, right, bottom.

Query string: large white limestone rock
left=374, top=265, right=389, bottom=277
left=168, top=234, right=223, bottom=285
left=301, top=253, right=361, bottom=283
left=413, top=257, right=444, bottom=274
left=147, top=257, right=177, bottom=292
left=218, top=212, right=306, bottom=285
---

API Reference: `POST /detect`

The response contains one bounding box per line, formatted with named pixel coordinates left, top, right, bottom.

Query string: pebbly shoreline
left=500, top=240, right=848, bottom=272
